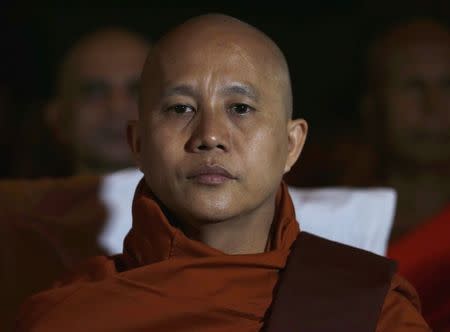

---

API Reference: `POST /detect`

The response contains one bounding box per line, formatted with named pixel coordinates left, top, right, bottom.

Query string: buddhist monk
left=361, top=17, right=450, bottom=330
left=44, top=27, right=150, bottom=174
left=0, top=27, right=150, bottom=331
left=15, top=14, right=430, bottom=331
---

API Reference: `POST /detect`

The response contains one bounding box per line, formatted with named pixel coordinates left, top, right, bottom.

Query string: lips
left=186, top=165, right=236, bottom=185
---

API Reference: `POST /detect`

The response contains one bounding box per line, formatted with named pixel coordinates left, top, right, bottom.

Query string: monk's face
left=132, top=19, right=305, bottom=226
left=62, top=31, right=149, bottom=170
left=377, top=24, right=450, bottom=166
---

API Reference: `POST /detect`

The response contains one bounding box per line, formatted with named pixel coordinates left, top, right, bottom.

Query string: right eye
left=81, top=82, right=108, bottom=101
left=166, top=104, right=195, bottom=114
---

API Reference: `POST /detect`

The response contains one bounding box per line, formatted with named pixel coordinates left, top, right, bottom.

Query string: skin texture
left=363, top=19, right=450, bottom=240
left=129, top=14, right=307, bottom=254
left=47, top=28, right=150, bottom=173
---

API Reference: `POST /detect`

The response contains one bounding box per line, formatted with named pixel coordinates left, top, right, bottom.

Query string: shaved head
left=363, top=18, right=450, bottom=167
left=367, top=19, right=450, bottom=89
left=58, top=27, right=149, bottom=98
left=140, top=14, right=293, bottom=119
left=49, top=27, right=150, bottom=173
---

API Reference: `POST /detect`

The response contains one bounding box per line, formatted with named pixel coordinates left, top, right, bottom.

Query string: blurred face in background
left=371, top=21, right=450, bottom=168
left=50, top=28, right=149, bottom=173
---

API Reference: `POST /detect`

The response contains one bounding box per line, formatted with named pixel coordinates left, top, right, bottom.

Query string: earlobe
left=284, top=118, right=308, bottom=173
left=127, top=120, right=143, bottom=170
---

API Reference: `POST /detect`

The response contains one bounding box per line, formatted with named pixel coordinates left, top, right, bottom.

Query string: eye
left=81, top=81, right=109, bottom=101
left=166, top=104, right=195, bottom=114
left=229, top=103, right=254, bottom=115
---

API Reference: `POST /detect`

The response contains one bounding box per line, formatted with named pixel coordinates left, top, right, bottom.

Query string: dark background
left=1, top=1, right=449, bottom=177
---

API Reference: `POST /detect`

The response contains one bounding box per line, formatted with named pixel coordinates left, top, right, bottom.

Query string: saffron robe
left=15, top=181, right=430, bottom=331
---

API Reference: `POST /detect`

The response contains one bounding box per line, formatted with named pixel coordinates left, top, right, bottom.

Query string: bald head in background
left=48, top=27, right=150, bottom=174
left=129, top=14, right=306, bottom=254
left=363, top=20, right=450, bottom=330
left=366, top=19, right=450, bottom=168
left=363, top=19, right=450, bottom=239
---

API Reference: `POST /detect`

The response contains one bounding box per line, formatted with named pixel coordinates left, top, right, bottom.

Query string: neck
left=387, top=170, right=450, bottom=241
left=179, top=194, right=277, bottom=255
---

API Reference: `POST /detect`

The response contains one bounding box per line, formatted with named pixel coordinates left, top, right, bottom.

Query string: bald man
left=16, top=14, right=429, bottom=331
left=361, top=18, right=450, bottom=330
left=46, top=27, right=150, bottom=174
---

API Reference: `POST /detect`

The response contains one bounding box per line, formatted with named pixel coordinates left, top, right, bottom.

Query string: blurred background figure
left=12, top=27, right=150, bottom=177
left=361, top=17, right=450, bottom=331
left=47, top=27, right=150, bottom=174
left=362, top=17, right=450, bottom=241
left=0, top=25, right=150, bottom=331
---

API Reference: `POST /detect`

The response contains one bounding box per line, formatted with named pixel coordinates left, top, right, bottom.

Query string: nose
left=107, top=88, right=137, bottom=118
left=185, top=110, right=229, bottom=153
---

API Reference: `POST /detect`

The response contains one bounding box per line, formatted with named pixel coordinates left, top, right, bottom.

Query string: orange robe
left=16, top=181, right=430, bottom=331
left=389, top=204, right=450, bottom=332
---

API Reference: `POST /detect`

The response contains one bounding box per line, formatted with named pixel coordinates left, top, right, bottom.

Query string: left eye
left=230, top=104, right=253, bottom=115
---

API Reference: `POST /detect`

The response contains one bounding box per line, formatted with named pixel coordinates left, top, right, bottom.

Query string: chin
left=188, top=209, right=240, bottom=225
left=180, top=196, right=243, bottom=224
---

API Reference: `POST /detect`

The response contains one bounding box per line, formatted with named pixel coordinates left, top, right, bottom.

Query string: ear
left=284, top=118, right=308, bottom=174
left=127, top=120, right=143, bottom=171
left=44, top=98, right=71, bottom=144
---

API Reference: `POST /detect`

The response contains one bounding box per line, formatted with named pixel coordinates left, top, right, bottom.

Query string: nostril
left=196, top=143, right=225, bottom=151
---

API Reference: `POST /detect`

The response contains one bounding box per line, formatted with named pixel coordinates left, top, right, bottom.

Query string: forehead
left=150, top=37, right=283, bottom=96
left=70, top=36, right=148, bottom=83
left=377, top=22, right=450, bottom=80
left=385, top=41, right=450, bottom=79
left=164, top=43, right=260, bottom=79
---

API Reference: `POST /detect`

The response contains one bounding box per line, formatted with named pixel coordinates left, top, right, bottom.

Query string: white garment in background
left=289, top=187, right=396, bottom=256
left=98, top=168, right=396, bottom=256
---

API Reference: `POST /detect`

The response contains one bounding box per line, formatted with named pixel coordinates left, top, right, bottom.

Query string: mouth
left=186, top=165, right=236, bottom=185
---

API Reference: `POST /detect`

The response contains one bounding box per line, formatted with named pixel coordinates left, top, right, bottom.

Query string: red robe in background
left=389, top=204, right=450, bottom=332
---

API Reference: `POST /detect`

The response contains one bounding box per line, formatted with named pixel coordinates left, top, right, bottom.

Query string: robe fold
left=15, top=180, right=430, bottom=331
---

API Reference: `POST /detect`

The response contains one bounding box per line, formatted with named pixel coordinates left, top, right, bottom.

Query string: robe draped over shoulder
left=15, top=181, right=430, bottom=332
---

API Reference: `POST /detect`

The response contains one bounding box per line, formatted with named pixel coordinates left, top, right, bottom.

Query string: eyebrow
left=163, top=84, right=198, bottom=99
left=162, top=83, right=259, bottom=101
left=220, top=83, right=259, bottom=101
left=79, top=80, right=110, bottom=93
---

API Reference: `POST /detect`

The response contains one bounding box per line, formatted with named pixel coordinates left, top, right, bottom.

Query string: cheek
left=76, top=104, right=103, bottom=129
left=141, top=126, right=182, bottom=174
left=386, top=94, right=422, bottom=131
left=244, top=126, right=287, bottom=173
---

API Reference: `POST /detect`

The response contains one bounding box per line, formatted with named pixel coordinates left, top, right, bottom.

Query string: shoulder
left=376, top=274, right=431, bottom=332
left=14, top=255, right=119, bottom=331
left=53, top=255, right=120, bottom=286
left=295, top=233, right=430, bottom=331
